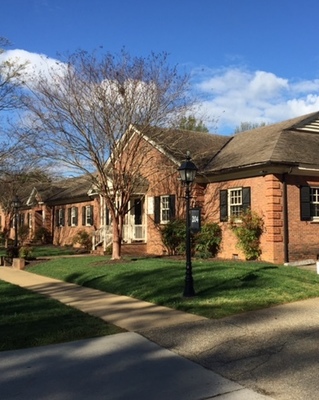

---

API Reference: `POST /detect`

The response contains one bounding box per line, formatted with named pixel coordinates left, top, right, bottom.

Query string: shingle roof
left=143, top=126, right=230, bottom=169
left=45, top=175, right=92, bottom=203
left=204, top=111, right=319, bottom=173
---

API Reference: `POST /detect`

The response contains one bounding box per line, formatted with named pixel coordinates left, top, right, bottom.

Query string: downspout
left=282, top=173, right=289, bottom=263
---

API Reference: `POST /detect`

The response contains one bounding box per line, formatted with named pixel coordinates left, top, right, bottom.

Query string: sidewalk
left=0, top=266, right=274, bottom=400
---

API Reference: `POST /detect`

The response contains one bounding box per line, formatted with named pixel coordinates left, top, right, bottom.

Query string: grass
left=0, top=244, right=80, bottom=257
left=27, top=256, right=319, bottom=319
left=0, top=279, right=124, bottom=352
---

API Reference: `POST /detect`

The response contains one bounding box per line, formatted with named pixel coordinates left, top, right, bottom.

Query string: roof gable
left=292, top=114, right=319, bottom=133
left=140, top=126, right=230, bottom=170
left=204, top=111, right=319, bottom=174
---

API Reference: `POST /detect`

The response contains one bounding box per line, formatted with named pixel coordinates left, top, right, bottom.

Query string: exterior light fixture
left=178, top=152, right=198, bottom=297
left=11, top=195, right=21, bottom=251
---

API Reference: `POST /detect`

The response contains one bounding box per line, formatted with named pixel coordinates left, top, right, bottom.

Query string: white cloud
left=0, top=49, right=66, bottom=85
left=2, top=50, right=319, bottom=135
left=193, top=67, right=319, bottom=134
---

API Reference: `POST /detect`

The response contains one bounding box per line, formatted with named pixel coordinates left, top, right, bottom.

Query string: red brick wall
left=52, top=197, right=100, bottom=246
left=204, top=175, right=285, bottom=263
left=285, top=175, right=319, bottom=262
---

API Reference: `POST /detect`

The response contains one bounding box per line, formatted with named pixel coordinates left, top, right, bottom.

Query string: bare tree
left=0, top=37, right=28, bottom=112
left=0, top=37, right=31, bottom=172
left=21, top=49, right=193, bottom=259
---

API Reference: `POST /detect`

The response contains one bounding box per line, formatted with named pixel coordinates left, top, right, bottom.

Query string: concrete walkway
left=0, top=266, right=274, bottom=400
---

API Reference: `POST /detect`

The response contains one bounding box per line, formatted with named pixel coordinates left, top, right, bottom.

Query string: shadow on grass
left=28, top=257, right=319, bottom=319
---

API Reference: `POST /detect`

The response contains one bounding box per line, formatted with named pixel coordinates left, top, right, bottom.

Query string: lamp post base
left=183, top=286, right=196, bottom=297
left=183, top=266, right=195, bottom=297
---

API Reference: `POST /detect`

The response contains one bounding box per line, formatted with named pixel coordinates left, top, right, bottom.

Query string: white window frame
left=310, top=187, right=319, bottom=220
left=85, top=205, right=92, bottom=226
left=228, top=188, right=243, bottom=219
left=71, top=207, right=77, bottom=226
left=58, top=209, right=64, bottom=227
left=160, top=196, right=170, bottom=224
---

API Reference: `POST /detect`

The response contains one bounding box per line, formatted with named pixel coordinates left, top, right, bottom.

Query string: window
left=68, top=207, right=78, bottom=226
left=310, top=188, right=319, bottom=218
left=56, top=208, right=65, bottom=227
left=220, top=187, right=251, bottom=222
left=82, top=205, right=94, bottom=226
left=161, top=196, right=170, bottom=223
left=154, top=195, right=175, bottom=224
left=229, top=188, right=243, bottom=217
left=301, top=186, right=319, bottom=221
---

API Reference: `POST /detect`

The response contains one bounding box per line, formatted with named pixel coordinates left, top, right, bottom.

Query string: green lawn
left=0, top=280, right=124, bottom=352
left=0, top=245, right=79, bottom=258
left=27, top=256, right=319, bottom=319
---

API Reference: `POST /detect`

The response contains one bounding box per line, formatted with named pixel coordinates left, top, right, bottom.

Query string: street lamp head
left=178, top=152, right=198, bottom=184
left=12, top=195, right=21, bottom=210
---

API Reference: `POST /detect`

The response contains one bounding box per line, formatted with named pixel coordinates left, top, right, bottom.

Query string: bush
left=230, top=209, right=264, bottom=260
left=160, top=219, right=186, bottom=255
left=72, top=230, right=92, bottom=251
left=195, top=223, right=222, bottom=258
left=19, top=246, right=34, bottom=260
left=161, top=219, right=222, bottom=258
left=33, top=227, right=52, bottom=244
left=6, top=246, right=20, bottom=258
left=0, top=230, right=5, bottom=246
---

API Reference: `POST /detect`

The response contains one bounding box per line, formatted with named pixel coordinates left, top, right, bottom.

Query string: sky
left=2, top=0, right=319, bottom=134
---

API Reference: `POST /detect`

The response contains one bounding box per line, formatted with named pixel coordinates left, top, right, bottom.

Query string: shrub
left=161, top=219, right=222, bottom=258
left=19, top=246, right=34, bottom=260
left=230, top=209, right=264, bottom=260
left=160, top=219, right=186, bottom=255
left=72, top=230, right=92, bottom=251
left=195, top=223, right=222, bottom=258
left=6, top=246, right=20, bottom=258
left=33, top=227, right=52, bottom=244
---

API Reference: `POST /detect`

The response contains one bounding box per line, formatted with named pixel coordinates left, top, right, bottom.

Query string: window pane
left=229, top=189, right=243, bottom=217
left=161, top=196, right=170, bottom=222
left=310, top=188, right=319, bottom=217
left=86, top=206, right=91, bottom=225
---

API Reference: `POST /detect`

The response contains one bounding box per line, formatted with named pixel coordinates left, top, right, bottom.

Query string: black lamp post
left=11, top=195, right=21, bottom=250
left=178, top=152, right=198, bottom=297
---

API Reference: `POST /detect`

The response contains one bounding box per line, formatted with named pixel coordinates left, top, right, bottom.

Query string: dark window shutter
left=169, top=195, right=176, bottom=220
left=90, top=205, right=94, bottom=225
left=74, top=207, right=78, bottom=226
left=19, top=213, right=24, bottom=227
left=300, top=186, right=311, bottom=221
left=61, top=209, right=65, bottom=227
left=55, top=209, right=59, bottom=227
left=105, top=208, right=110, bottom=225
left=154, top=196, right=160, bottom=224
left=67, top=208, right=71, bottom=226
left=220, top=190, right=228, bottom=222
left=242, top=187, right=251, bottom=211
left=82, top=206, right=86, bottom=225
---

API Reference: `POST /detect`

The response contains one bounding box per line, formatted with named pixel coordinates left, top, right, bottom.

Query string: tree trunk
left=111, top=218, right=122, bottom=260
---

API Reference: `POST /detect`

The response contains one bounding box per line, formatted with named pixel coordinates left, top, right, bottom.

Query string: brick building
left=3, top=111, right=319, bottom=264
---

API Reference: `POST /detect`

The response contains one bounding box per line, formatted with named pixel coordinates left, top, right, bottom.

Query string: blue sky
left=2, top=0, right=319, bottom=133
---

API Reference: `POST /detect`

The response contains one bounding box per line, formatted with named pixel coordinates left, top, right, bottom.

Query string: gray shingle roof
left=45, top=175, right=92, bottom=203
left=204, top=111, right=319, bottom=173
left=143, top=126, right=230, bottom=169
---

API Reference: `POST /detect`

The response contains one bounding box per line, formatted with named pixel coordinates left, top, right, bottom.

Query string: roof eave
left=198, top=161, right=299, bottom=183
